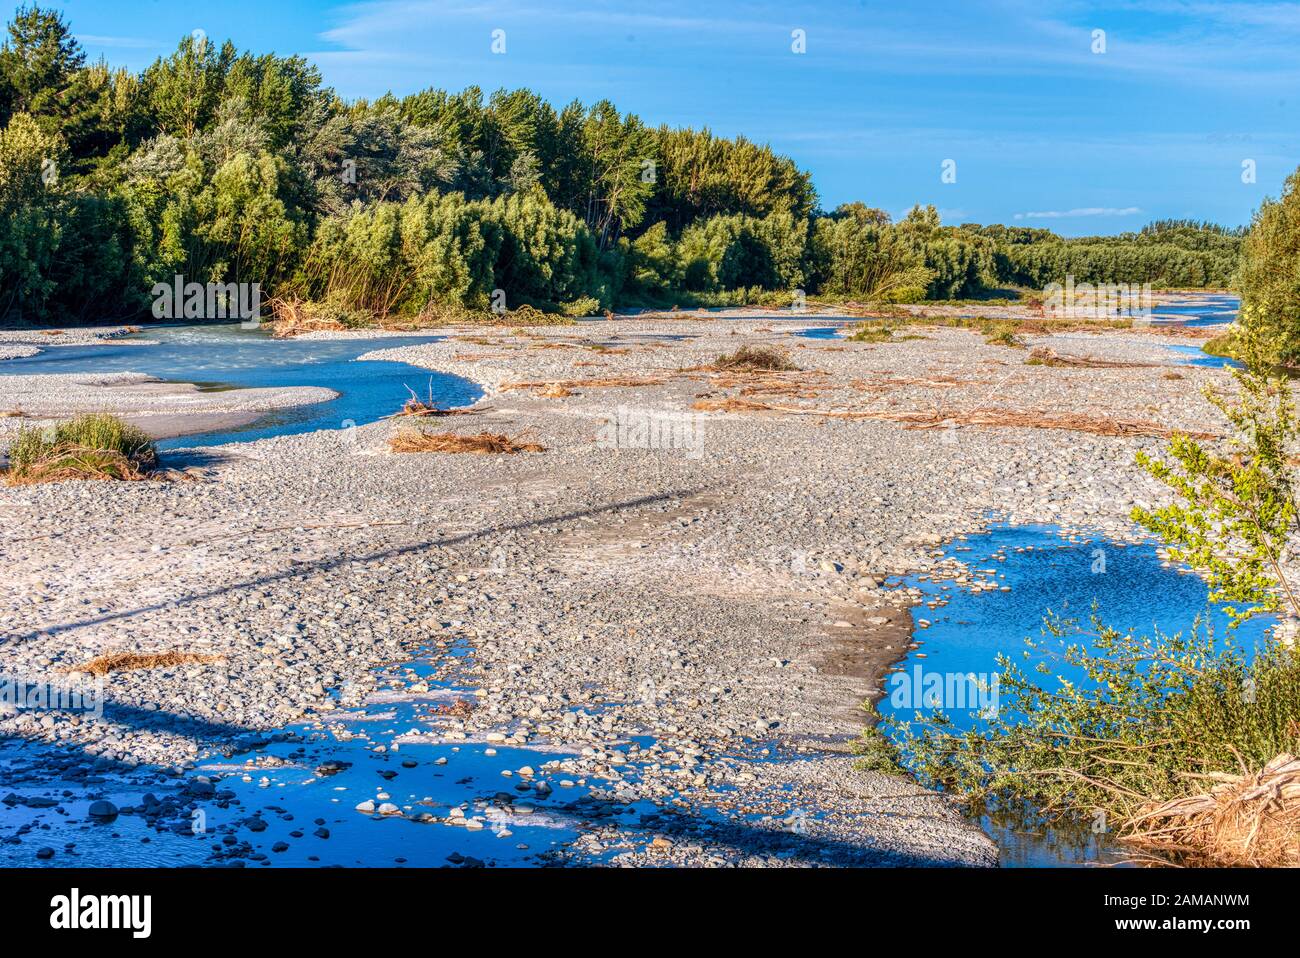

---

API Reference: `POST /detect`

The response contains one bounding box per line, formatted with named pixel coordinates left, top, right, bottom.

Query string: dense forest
left=0, top=7, right=1246, bottom=325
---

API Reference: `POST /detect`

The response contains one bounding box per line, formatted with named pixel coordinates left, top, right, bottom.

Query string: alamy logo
left=596, top=405, right=704, bottom=459
left=49, top=888, right=151, bottom=938
left=151, top=275, right=262, bottom=328
left=1042, top=275, right=1153, bottom=322
left=888, top=665, right=1000, bottom=718
left=0, top=673, right=103, bottom=718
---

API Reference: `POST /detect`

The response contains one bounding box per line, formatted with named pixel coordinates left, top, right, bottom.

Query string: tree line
left=0, top=7, right=1248, bottom=325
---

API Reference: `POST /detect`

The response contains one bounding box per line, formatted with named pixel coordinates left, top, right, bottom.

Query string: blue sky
left=23, top=0, right=1300, bottom=234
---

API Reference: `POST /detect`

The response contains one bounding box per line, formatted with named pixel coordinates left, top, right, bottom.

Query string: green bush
left=1236, top=168, right=1300, bottom=366
left=870, top=613, right=1300, bottom=824
left=677, top=211, right=806, bottom=293
left=560, top=295, right=600, bottom=317
left=8, top=413, right=158, bottom=482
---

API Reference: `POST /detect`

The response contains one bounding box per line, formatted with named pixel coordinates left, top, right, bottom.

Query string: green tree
left=809, top=206, right=932, bottom=301
left=0, top=110, right=62, bottom=319
left=1236, top=167, right=1300, bottom=366
left=0, top=4, right=83, bottom=124
left=1134, top=344, right=1300, bottom=629
left=580, top=100, right=656, bottom=249
left=143, top=34, right=234, bottom=138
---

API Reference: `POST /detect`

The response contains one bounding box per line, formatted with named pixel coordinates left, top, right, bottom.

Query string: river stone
left=87, top=800, right=118, bottom=820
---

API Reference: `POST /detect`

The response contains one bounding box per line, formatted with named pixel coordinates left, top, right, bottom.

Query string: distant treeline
left=974, top=219, right=1245, bottom=291
left=0, top=7, right=1245, bottom=324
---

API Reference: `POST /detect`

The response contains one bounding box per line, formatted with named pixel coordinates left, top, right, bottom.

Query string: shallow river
left=0, top=309, right=1264, bottom=867
left=0, top=323, right=481, bottom=448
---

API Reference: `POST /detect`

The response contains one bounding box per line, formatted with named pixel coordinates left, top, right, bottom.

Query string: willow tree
left=1134, top=324, right=1300, bottom=633
left=1236, top=167, right=1300, bottom=366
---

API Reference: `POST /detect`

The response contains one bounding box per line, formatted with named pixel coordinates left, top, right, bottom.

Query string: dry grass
left=692, top=397, right=886, bottom=420
left=267, top=297, right=351, bottom=337
left=4, top=448, right=153, bottom=486
left=502, top=375, right=668, bottom=391
left=694, top=397, right=792, bottom=415
left=873, top=374, right=982, bottom=389
left=895, top=407, right=1217, bottom=439
left=711, top=345, right=799, bottom=372
left=1026, top=346, right=1155, bottom=369
left=737, top=383, right=824, bottom=399
left=389, top=429, right=545, bottom=454
left=6, top=414, right=158, bottom=486
left=1123, top=753, right=1300, bottom=867
left=66, top=650, right=225, bottom=676
left=694, top=397, right=1217, bottom=439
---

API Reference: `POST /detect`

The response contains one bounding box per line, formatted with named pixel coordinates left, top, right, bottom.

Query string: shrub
left=1134, top=357, right=1300, bottom=626
left=711, top=344, right=798, bottom=371
left=7, top=414, right=157, bottom=483
left=870, top=612, right=1300, bottom=835
left=843, top=320, right=923, bottom=343
left=1236, top=167, right=1300, bottom=366
left=980, top=319, right=1023, bottom=347
left=677, top=211, right=807, bottom=293
left=560, top=295, right=601, bottom=318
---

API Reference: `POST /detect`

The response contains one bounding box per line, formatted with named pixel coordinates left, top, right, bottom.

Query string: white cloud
left=75, top=34, right=156, bottom=49
left=1014, top=207, right=1141, bottom=220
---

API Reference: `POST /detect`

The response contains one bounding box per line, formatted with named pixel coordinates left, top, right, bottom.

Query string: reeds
left=5, top=414, right=158, bottom=485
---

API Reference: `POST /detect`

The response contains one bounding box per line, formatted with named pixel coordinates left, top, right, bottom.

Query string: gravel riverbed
left=0, top=312, right=1248, bottom=866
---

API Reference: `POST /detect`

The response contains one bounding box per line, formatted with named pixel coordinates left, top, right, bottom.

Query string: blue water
left=1149, top=295, right=1239, bottom=328
left=792, top=325, right=847, bottom=339
left=1146, top=295, right=1240, bottom=367
left=0, top=643, right=593, bottom=868
left=0, top=324, right=482, bottom=449
left=1164, top=343, right=1241, bottom=369
left=0, top=635, right=741, bottom=868
left=877, top=523, right=1274, bottom=866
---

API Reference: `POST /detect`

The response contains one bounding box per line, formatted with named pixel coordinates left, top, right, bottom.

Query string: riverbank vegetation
left=862, top=349, right=1300, bottom=865
left=1231, top=170, right=1300, bottom=367
left=4, top=413, right=158, bottom=484
left=863, top=614, right=1300, bottom=865
left=0, top=7, right=1244, bottom=328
